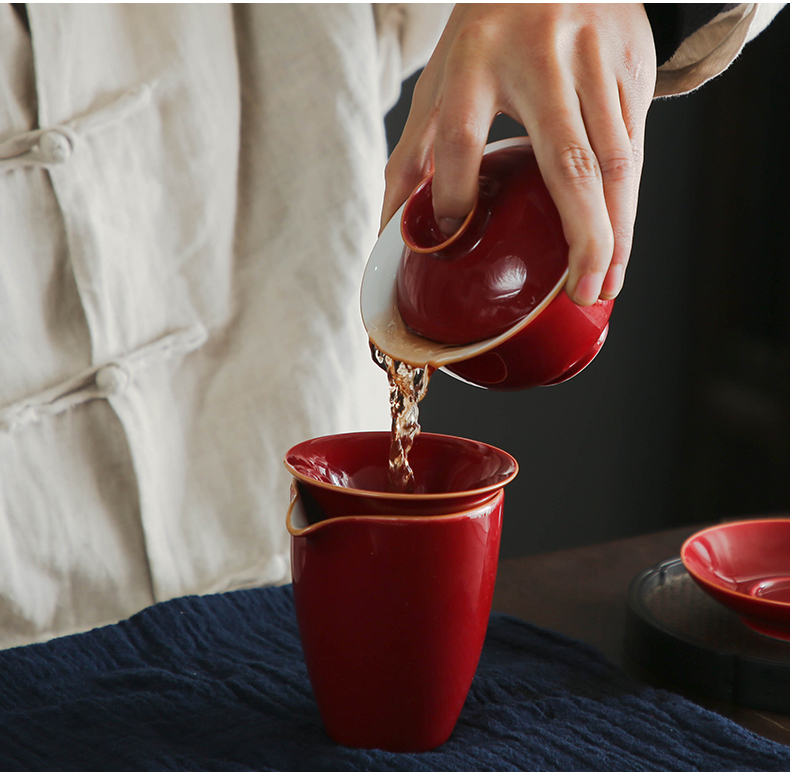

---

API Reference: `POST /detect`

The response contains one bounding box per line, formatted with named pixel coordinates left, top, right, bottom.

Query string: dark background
left=384, top=8, right=790, bottom=559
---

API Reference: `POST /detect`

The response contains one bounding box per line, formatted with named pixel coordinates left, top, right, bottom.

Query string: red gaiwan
left=361, top=137, right=614, bottom=390
left=398, top=143, right=568, bottom=346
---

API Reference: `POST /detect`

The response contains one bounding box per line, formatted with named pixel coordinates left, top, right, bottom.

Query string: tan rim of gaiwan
left=400, top=180, right=479, bottom=255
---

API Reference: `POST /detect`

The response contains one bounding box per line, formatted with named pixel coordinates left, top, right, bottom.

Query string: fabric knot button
left=38, top=130, right=73, bottom=164
left=95, top=365, right=129, bottom=396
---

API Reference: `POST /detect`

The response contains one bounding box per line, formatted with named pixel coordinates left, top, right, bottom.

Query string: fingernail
left=600, top=264, right=624, bottom=299
left=572, top=272, right=605, bottom=306
left=438, top=217, right=464, bottom=236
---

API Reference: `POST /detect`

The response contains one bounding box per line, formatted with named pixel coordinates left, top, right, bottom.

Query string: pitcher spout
left=286, top=481, right=332, bottom=536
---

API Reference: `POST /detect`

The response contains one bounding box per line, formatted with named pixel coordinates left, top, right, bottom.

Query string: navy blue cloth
left=0, top=585, right=788, bottom=771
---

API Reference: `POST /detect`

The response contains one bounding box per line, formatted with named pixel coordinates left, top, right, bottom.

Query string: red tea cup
left=361, top=137, right=614, bottom=389
left=286, top=484, right=505, bottom=752
left=681, top=519, right=790, bottom=641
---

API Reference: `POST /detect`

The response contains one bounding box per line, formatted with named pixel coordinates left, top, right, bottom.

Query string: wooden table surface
left=492, top=524, right=790, bottom=747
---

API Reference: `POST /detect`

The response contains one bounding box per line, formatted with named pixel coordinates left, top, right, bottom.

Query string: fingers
left=381, top=4, right=656, bottom=304
left=526, top=104, right=612, bottom=307
left=380, top=115, right=433, bottom=234
left=574, top=75, right=643, bottom=303
left=430, top=69, right=496, bottom=234
left=580, top=49, right=652, bottom=302
left=381, top=44, right=496, bottom=236
left=519, top=60, right=647, bottom=306
left=381, top=52, right=447, bottom=233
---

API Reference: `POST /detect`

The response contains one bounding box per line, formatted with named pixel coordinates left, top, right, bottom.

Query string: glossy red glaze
left=446, top=291, right=612, bottom=389
left=288, top=488, right=504, bottom=751
left=681, top=518, right=790, bottom=640
left=394, top=139, right=614, bottom=389
left=398, top=144, right=567, bottom=345
left=283, top=431, right=518, bottom=518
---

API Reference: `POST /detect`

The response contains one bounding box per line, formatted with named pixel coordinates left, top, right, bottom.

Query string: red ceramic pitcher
left=287, top=484, right=504, bottom=752
left=283, top=431, right=517, bottom=751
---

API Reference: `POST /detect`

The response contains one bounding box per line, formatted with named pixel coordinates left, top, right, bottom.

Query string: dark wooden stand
left=492, top=526, right=790, bottom=747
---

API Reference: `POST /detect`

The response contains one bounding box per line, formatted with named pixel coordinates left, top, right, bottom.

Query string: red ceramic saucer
left=681, top=518, right=790, bottom=641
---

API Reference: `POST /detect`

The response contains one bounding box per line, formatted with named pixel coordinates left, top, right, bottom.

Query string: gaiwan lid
left=396, top=143, right=568, bottom=346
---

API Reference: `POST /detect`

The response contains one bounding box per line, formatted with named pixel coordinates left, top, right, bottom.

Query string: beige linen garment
left=0, top=3, right=781, bottom=650
left=0, top=3, right=451, bottom=649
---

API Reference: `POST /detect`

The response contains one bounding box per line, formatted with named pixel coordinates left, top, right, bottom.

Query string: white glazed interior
left=360, top=137, right=568, bottom=368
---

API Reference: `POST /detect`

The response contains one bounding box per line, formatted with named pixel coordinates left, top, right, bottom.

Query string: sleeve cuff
left=373, top=3, right=453, bottom=113
left=648, top=3, right=785, bottom=96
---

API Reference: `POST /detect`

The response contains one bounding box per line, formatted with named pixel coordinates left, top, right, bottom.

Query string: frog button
left=95, top=364, right=129, bottom=396
left=38, top=129, right=73, bottom=164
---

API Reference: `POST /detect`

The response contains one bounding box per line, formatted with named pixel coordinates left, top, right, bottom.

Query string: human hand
left=381, top=4, right=657, bottom=306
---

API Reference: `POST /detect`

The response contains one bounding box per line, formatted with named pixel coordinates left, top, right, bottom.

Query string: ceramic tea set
left=283, top=138, right=790, bottom=751
left=282, top=137, right=612, bottom=752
